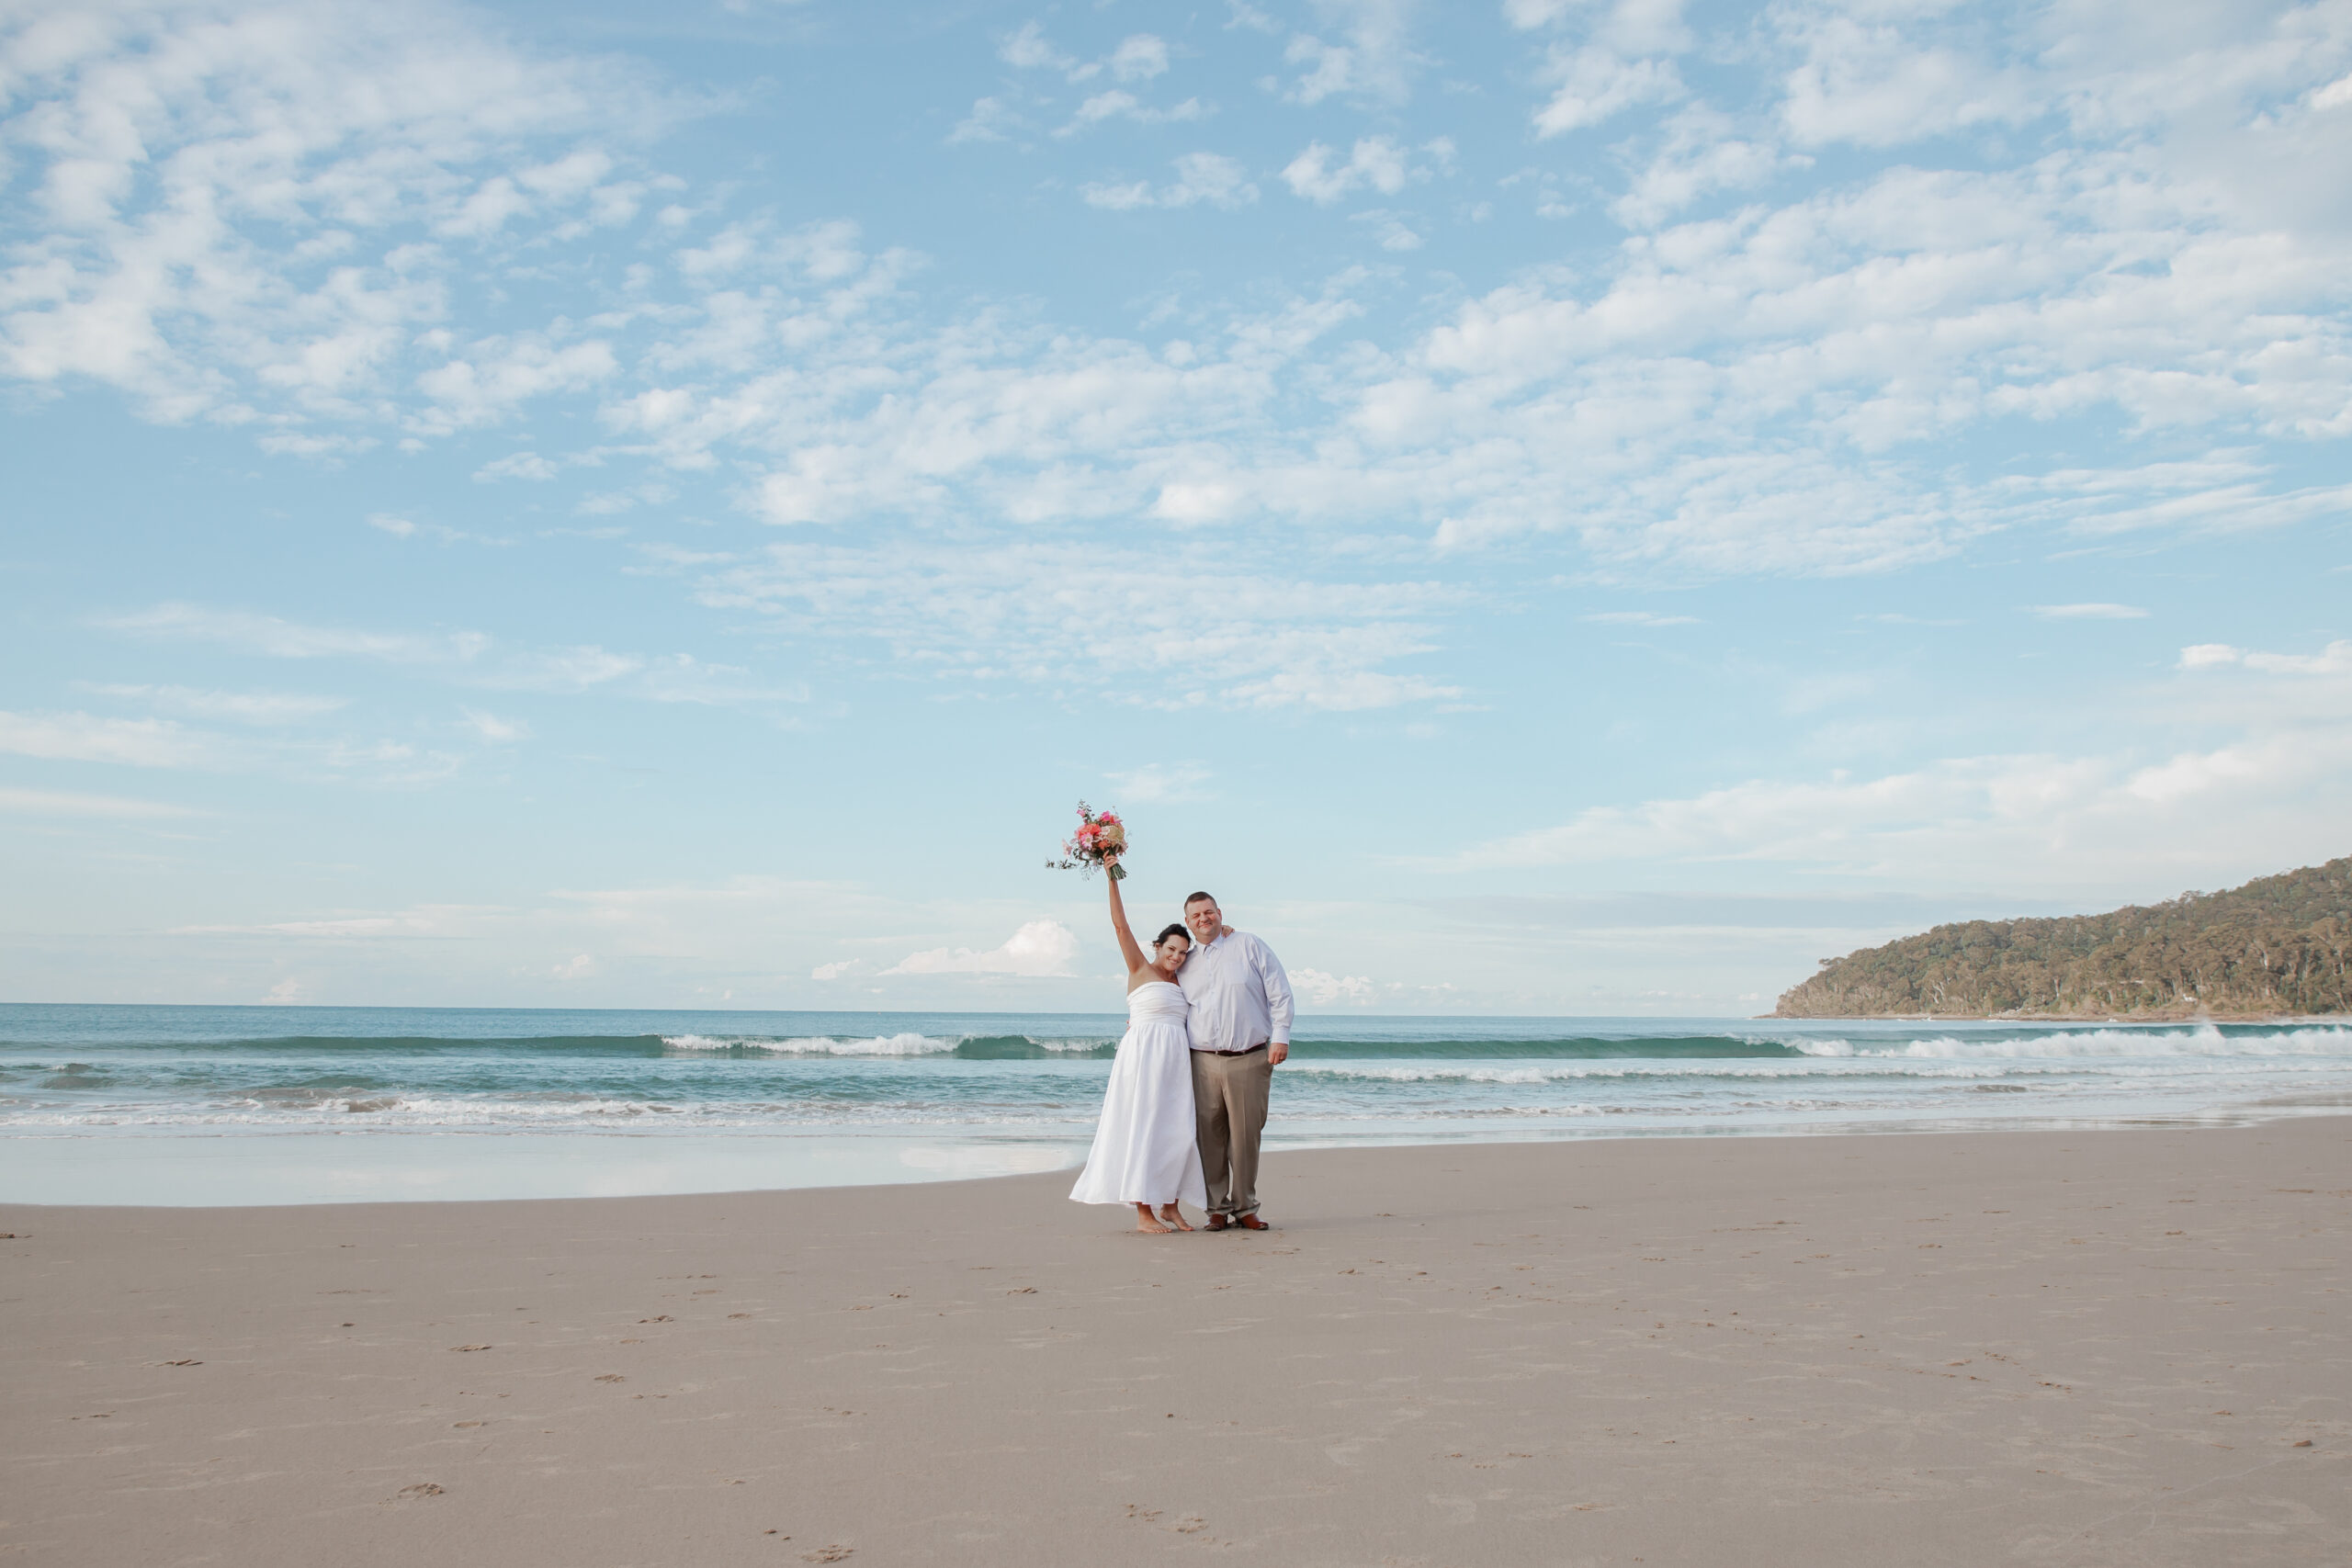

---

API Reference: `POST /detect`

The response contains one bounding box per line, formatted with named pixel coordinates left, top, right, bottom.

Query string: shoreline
left=1767, top=1010, right=2352, bottom=1022
left=7, top=1119, right=2345, bottom=1564
left=11, top=1100, right=2352, bottom=1209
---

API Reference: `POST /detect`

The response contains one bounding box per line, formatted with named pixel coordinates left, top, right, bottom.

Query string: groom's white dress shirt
left=1179, top=931, right=1295, bottom=1053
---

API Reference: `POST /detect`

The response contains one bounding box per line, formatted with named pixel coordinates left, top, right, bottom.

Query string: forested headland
left=1774, top=855, right=2352, bottom=1020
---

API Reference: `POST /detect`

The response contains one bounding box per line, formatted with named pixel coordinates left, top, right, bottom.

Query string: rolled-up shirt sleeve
left=1253, top=936, right=1295, bottom=1044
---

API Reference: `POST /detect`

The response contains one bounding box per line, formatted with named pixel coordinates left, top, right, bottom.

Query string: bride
left=1068, top=860, right=1207, bottom=1233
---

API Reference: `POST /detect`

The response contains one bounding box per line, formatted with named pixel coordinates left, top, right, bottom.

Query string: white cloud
left=141, top=879, right=1125, bottom=1006
left=1611, top=107, right=1787, bottom=229
left=2029, top=603, right=2149, bottom=620
left=948, top=96, right=1025, bottom=144
left=0, top=704, right=477, bottom=787
left=1350, top=209, right=1424, bottom=251
left=1779, top=14, right=2037, bottom=149
left=631, top=654, right=808, bottom=706
left=474, top=452, right=558, bottom=481
left=1227, top=2, right=1280, bottom=32
left=624, top=155, right=2343, bottom=581
left=1080, top=181, right=1155, bottom=212
left=999, top=23, right=1168, bottom=89
left=1084, top=152, right=1257, bottom=210
left=1453, top=721, right=2352, bottom=897
left=366, top=512, right=498, bottom=544
left=187, top=910, right=448, bottom=937
left=1537, top=51, right=1684, bottom=136
left=1000, top=20, right=1092, bottom=78
left=1104, top=762, right=1215, bottom=805
left=1517, top=0, right=1692, bottom=135
left=1111, top=34, right=1170, bottom=82
left=487, top=646, right=644, bottom=690
left=6, top=0, right=2346, bottom=615
left=2178, top=638, right=2352, bottom=675
left=673, top=218, right=867, bottom=284
left=413, top=333, right=618, bottom=434
left=1290, top=965, right=1377, bottom=1006
left=107, top=603, right=490, bottom=662
left=0, top=785, right=198, bottom=819
left=1280, top=136, right=1430, bottom=203
left=576, top=482, right=673, bottom=516
left=1060, top=91, right=1205, bottom=135
left=458, top=707, right=528, bottom=743
left=883, top=919, right=1080, bottom=976
left=1281, top=0, right=1422, bottom=105
left=0, top=710, right=222, bottom=769
left=697, top=540, right=1463, bottom=711
left=83, top=684, right=347, bottom=725
left=1153, top=481, right=1242, bottom=523
left=105, top=604, right=797, bottom=706
left=0, top=0, right=662, bottom=426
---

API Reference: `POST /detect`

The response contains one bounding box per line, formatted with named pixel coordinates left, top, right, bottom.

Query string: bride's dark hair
left=1154, top=923, right=1191, bottom=948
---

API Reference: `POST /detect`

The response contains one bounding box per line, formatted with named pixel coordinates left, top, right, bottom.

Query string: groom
left=1178, top=890, right=1295, bottom=1232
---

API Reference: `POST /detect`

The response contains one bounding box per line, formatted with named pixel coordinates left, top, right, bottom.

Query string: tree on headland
left=1775, top=856, right=2352, bottom=1020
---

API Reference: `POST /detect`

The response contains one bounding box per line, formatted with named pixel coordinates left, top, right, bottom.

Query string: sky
left=2, top=0, right=2348, bottom=1017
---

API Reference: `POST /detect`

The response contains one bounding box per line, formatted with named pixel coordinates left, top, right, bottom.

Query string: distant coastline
left=1777, top=856, right=2352, bottom=1020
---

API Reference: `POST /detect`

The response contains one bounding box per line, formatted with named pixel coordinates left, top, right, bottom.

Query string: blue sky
left=3, top=0, right=2348, bottom=1015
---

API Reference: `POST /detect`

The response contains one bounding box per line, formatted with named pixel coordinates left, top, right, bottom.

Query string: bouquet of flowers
left=1047, top=801, right=1128, bottom=881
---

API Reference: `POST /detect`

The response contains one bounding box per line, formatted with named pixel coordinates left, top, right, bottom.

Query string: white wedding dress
left=1069, top=980, right=1208, bottom=1208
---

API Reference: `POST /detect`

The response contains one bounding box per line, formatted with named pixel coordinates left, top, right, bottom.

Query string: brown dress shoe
left=1205, top=1213, right=1230, bottom=1231
left=1233, top=1213, right=1271, bottom=1231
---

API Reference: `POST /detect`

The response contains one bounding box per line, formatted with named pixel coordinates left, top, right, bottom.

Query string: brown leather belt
left=1196, top=1043, right=1269, bottom=1056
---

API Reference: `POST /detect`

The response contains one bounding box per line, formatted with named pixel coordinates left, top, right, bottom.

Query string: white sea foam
left=6, top=1099, right=1101, bottom=1131
left=1792, top=1025, right=2352, bottom=1059
left=1282, top=1054, right=2351, bottom=1086
left=660, top=1032, right=958, bottom=1055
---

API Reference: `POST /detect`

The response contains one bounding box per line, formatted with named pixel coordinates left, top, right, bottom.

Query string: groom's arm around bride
left=1176, top=889, right=1294, bottom=1230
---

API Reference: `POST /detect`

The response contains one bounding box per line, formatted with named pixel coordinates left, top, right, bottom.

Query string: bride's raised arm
left=1106, top=861, right=1148, bottom=977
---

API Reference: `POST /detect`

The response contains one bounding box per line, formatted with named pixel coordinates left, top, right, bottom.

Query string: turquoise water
left=4, top=1004, right=2346, bottom=1203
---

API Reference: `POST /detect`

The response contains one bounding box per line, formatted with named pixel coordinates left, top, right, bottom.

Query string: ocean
left=4, top=1003, right=2347, bottom=1205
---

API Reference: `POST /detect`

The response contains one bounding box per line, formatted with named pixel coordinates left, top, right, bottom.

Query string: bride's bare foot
left=1133, top=1202, right=1172, bottom=1234
left=1158, top=1204, right=1193, bottom=1231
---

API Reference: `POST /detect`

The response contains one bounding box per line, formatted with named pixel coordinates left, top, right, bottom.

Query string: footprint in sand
left=800, top=1547, right=854, bottom=1562
left=1122, top=1505, right=1208, bottom=1538
left=397, top=1483, right=445, bottom=1500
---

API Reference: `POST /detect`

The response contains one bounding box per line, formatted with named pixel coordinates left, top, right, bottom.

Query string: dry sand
left=5, top=1121, right=2347, bottom=1566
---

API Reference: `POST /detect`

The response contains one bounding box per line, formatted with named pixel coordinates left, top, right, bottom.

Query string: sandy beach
left=5, top=1120, right=2346, bottom=1566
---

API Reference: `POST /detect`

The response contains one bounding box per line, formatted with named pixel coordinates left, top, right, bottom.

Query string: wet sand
left=5, top=1120, right=2346, bottom=1566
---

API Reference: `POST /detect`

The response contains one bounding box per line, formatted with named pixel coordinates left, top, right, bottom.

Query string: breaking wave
left=5, top=1005, right=2345, bottom=1146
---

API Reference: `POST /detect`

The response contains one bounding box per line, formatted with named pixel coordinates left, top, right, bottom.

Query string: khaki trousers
left=1190, top=1048, right=1272, bottom=1218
